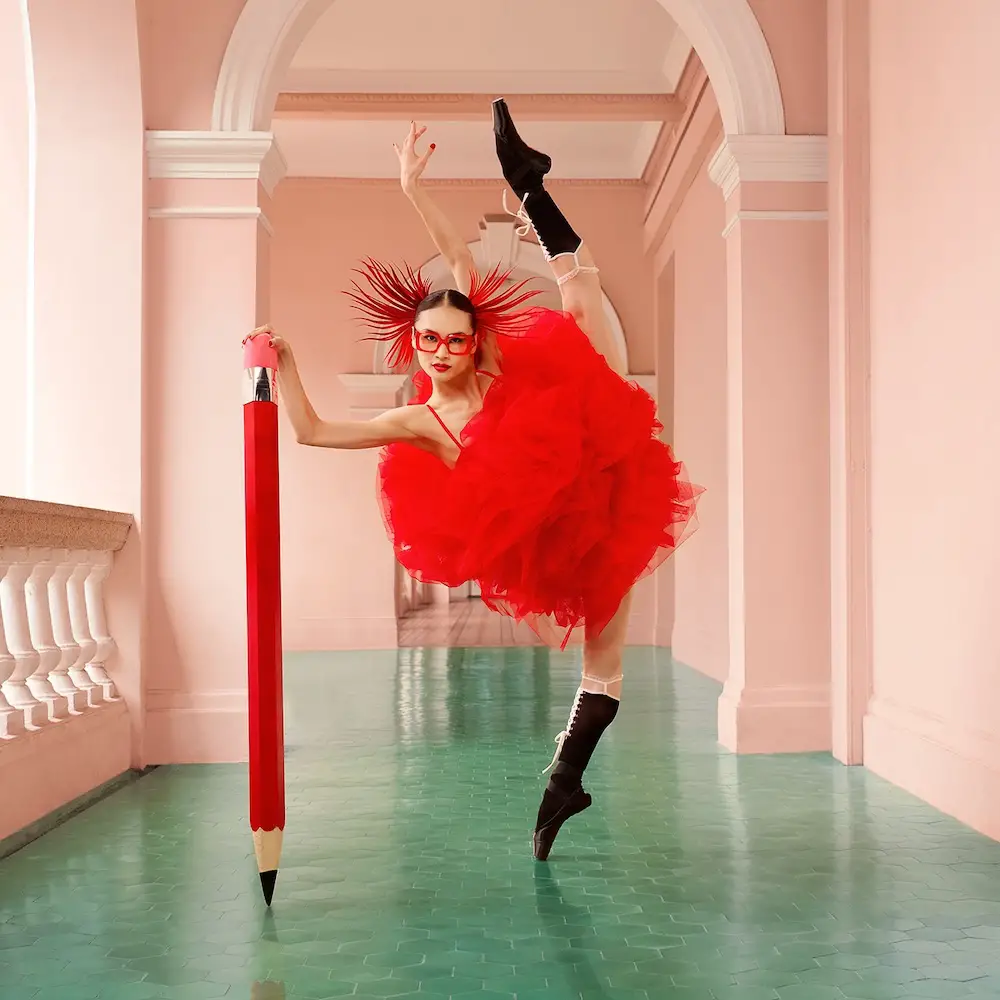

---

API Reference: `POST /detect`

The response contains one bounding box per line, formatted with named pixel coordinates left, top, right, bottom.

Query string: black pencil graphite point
left=259, top=869, right=277, bottom=907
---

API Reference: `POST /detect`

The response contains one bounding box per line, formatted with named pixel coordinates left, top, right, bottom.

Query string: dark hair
left=414, top=289, right=477, bottom=330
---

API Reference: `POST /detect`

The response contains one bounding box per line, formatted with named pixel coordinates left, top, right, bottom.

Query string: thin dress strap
left=426, top=405, right=464, bottom=450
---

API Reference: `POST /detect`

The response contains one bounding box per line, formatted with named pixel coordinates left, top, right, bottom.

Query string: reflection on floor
left=398, top=598, right=544, bottom=647
left=3, top=647, right=1000, bottom=1000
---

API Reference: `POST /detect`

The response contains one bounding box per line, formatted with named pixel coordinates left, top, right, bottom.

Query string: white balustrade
left=83, top=551, right=118, bottom=701
left=47, top=549, right=87, bottom=714
left=0, top=543, right=127, bottom=729
left=66, top=551, right=103, bottom=708
left=24, top=548, right=70, bottom=721
left=0, top=549, right=46, bottom=728
left=0, top=497, right=134, bottom=842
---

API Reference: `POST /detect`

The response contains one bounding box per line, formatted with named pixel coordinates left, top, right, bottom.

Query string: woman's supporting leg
left=532, top=592, right=632, bottom=861
left=493, top=99, right=625, bottom=375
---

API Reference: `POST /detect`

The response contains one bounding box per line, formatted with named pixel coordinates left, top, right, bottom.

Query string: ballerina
left=257, top=104, right=702, bottom=860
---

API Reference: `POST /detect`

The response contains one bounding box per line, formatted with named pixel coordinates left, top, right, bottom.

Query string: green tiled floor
left=3, top=647, right=1000, bottom=1000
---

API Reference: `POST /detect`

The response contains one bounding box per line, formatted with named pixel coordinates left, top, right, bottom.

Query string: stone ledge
left=0, top=496, right=133, bottom=551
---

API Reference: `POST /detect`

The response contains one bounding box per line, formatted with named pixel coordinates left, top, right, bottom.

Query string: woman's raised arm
left=395, top=122, right=474, bottom=295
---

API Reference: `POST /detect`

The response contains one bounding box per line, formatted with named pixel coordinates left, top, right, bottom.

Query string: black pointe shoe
left=493, top=97, right=552, bottom=199
left=533, top=784, right=592, bottom=862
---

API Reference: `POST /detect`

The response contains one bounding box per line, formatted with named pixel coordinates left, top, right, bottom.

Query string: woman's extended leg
left=492, top=99, right=625, bottom=376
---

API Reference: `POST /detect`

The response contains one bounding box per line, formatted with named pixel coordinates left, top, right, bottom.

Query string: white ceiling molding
left=147, top=206, right=275, bottom=235
left=281, top=67, right=679, bottom=94
left=213, top=0, right=786, bottom=137
left=273, top=92, right=686, bottom=123
left=274, top=176, right=644, bottom=189
left=708, top=135, right=829, bottom=201
left=721, top=209, right=829, bottom=239
left=145, top=131, right=288, bottom=196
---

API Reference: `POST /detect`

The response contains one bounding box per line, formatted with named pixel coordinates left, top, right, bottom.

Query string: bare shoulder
left=375, top=404, right=421, bottom=436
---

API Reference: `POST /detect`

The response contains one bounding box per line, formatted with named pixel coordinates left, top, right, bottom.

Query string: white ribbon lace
left=501, top=190, right=601, bottom=286
left=541, top=673, right=623, bottom=775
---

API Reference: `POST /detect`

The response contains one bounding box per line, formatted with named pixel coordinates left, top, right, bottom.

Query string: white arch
left=373, top=237, right=630, bottom=374
left=213, top=0, right=785, bottom=136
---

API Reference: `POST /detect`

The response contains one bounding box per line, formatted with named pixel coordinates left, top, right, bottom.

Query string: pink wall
left=748, top=0, right=828, bottom=134
left=0, top=4, right=31, bottom=498
left=269, top=180, right=656, bottom=649
left=658, top=165, right=729, bottom=682
left=143, top=185, right=268, bottom=763
left=864, top=0, right=1000, bottom=838
left=139, top=0, right=245, bottom=129
left=28, top=0, right=145, bottom=515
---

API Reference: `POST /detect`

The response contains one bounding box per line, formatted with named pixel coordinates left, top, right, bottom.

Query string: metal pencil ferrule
left=244, top=366, right=278, bottom=404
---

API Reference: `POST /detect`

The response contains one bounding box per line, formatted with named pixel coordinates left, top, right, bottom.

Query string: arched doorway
left=212, top=0, right=785, bottom=138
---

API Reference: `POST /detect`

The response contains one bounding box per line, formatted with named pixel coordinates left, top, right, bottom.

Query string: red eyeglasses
left=415, top=331, right=475, bottom=356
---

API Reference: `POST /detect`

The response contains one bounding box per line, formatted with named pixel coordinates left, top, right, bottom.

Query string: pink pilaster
left=827, top=0, right=872, bottom=766
left=143, top=131, right=284, bottom=763
left=709, top=136, right=832, bottom=753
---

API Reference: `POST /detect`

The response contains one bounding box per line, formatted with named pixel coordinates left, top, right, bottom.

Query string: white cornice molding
left=274, top=91, right=685, bottom=122
left=721, top=209, right=828, bottom=238
left=281, top=177, right=643, bottom=188
left=145, top=131, right=288, bottom=196
left=147, top=206, right=274, bottom=235
left=708, top=135, right=828, bottom=200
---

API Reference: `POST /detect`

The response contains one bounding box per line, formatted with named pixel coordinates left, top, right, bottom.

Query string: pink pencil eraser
left=243, top=334, right=279, bottom=371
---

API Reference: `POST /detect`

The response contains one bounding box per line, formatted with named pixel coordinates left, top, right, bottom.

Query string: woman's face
left=413, top=305, right=477, bottom=382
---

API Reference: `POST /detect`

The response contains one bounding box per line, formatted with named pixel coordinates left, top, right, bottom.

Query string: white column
left=46, top=549, right=86, bottom=714
left=66, top=551, right=103, bottom=708
left=83, top=551, right=119, bottom=700
left=24, top=548, right=69, bottom=721
left=0, top=548, right=47, bottom=728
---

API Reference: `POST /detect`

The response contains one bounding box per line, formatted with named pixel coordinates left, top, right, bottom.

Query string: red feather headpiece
left=344, top=258, right=541, bottom=371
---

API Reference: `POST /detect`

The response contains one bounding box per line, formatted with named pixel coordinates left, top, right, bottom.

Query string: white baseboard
left=145, top=689, right=247, bottom=764
left=865, top=696, right=1000, bottom=841
left=718, top=682, right=832, bottom=753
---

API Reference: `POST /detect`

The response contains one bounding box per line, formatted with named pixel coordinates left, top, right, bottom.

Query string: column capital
left=708, top=135, right=828, bottom=200
left=145, top=130, right=287, bottom=197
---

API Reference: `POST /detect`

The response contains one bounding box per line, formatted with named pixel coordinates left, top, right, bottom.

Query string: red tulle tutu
left=376, top=308, right=703, bottom=646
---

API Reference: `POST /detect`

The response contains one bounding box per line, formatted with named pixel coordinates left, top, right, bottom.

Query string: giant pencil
left=243, top=332, right=285, bottom=906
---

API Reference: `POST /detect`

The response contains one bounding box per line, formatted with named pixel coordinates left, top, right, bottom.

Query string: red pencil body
left=244, top=398, right=285, bottom=833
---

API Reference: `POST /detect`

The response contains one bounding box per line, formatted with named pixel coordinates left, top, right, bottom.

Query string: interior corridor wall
left=865, top=0, right=1000, bottom=839
left=658, top=163, right=729, bottom=682
left=269, top=180, right=654, bottom=649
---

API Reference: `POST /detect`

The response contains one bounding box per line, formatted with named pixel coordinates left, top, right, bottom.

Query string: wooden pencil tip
left=260, top=869, right=277, bottom=906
